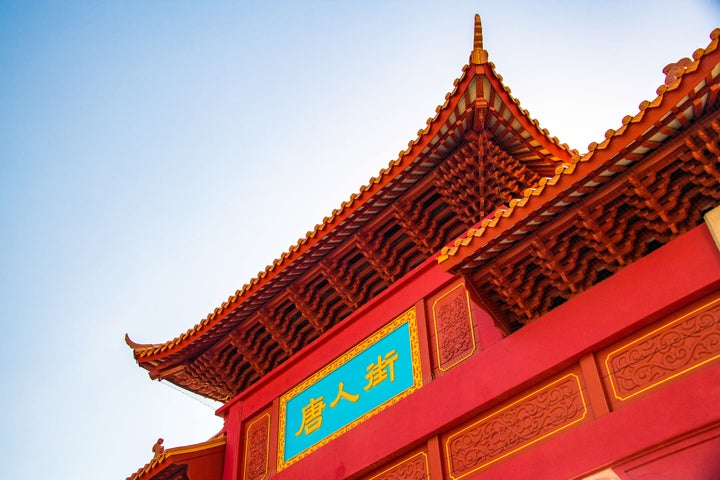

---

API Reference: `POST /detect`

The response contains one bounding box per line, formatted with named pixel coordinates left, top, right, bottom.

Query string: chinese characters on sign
left=365, top=350, right=398, bottom=390
left=295, top=397, right=326, bottom=436
left=329, top=382, right=359, bottom=408
left=294, top=349, right=399, bottom=438
left=278, top=308, right=422, bottom=470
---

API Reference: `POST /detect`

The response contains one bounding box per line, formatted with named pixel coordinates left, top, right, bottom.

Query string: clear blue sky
left=1, top=1, right=718, bottom=478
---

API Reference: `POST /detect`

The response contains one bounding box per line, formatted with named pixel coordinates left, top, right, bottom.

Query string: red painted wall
left=221, top=224, right=720, bottom=480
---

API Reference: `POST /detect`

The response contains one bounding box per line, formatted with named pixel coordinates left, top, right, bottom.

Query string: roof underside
left=127, top=25, right=720, bottom=403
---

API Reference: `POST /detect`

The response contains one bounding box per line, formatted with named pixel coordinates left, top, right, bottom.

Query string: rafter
left=577, top=207, right=628, bottom=267
left=229, top=328, right=268, bottom=376
left=531, top=237, right=579, bottom=295
left=628, top=173, right=680, bottom=235
left=286, top=285, right=329, bottom=334
left=319, top=257, right=362, bottom=310
left=488, top=265, right=535, bottom=323
left=255, top=310, right=294, bottom=356
left=391, top=197, right=448, bottom=256
left=354, top=229, right=400, bottom=284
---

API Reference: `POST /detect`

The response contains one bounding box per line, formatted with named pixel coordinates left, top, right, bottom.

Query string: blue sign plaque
left=277, top=307, right=422, bottom=470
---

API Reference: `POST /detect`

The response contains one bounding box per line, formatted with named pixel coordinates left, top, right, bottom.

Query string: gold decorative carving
left=604, top=296, right=720, bottom=401
left=366, top=451, right=429, bottom=480
left=151, top=438, right=164, bottom=459
left=445, top=373, right=587, bottom=479
left=243, top=413, right=270, bottom=480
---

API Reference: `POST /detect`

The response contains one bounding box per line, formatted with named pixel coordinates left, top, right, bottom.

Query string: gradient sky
left=1, top=1, right=718, bottom=478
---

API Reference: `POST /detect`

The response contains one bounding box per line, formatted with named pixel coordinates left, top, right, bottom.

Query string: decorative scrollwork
left=244, top=414, right=270, bottom=480
left=446, top=374, right=586, bottom=478
left=605, top=300, right=720, bottom=400
left=366, top=451, right=428, bottom=480
left=433, top=284, right=475, bottom=370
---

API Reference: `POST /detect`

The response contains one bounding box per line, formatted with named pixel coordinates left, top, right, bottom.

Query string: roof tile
left=126, top=436, right=225, bottom=480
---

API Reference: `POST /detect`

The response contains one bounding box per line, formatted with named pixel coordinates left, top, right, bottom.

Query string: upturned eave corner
left=126, top=435, right=226, bottom=480
left=125, top=14, right=586, bottom=401
left=124, top=333, right=158, bottom=355
left=118, top=38, right=482, bottom=377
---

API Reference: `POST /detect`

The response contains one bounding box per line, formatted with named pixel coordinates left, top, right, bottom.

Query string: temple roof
left=126, top=15, right=573, bottom=400
left=438, top=27, right=720, bottom=270
left=126, top=436, right=225, bottom=480
left=126, top=18, right=720, bottom=402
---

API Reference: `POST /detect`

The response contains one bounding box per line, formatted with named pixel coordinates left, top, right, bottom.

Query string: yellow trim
left=432, top=283, right=476, bottom=372
left=127, top=436, right=226, bottom=480
left=367, top=451, right=429, bottom=480
left=242, top=413, right=270, bottom=480
left=604, top=295, right=720, bottom=402
left=277, top=307, right=423, bottom=471
left=444, top=373, right=587, bottom=480
left=160, top=436, right=226, bottom=456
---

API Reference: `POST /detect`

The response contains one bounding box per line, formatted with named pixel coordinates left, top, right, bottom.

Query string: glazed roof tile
left=437, top=27, right=720, bottom=267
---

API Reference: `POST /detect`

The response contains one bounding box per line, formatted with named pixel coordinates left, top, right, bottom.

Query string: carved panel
left=432, top=283, right=476, bottom=371
left=243, top=413, right=270, bottom=480
left=444, top=372, right=588, bottom=479
left=365, top=451, right=429, bottom=480
left=603, top=296, right=720, bottom=402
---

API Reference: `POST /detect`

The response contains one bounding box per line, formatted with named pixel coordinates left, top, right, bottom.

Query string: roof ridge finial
left=471, top=14, right=489, bottom=65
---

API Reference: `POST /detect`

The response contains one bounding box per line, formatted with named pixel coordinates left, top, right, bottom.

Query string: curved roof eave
left=127, top=19, right=576, bottom=374
left=437, top=28, right=720, bottom=269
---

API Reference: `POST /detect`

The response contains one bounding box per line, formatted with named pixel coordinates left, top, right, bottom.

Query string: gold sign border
left=277, top=307, right=423, bottom=471
left=432, top=282, right=476, bottom=372
left=444, top=372, right=588, bottom=479
left=604, top=295, right=720, bottom=402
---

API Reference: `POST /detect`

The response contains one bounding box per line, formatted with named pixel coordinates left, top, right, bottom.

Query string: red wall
left=220, top=223, right=720, bottom=480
